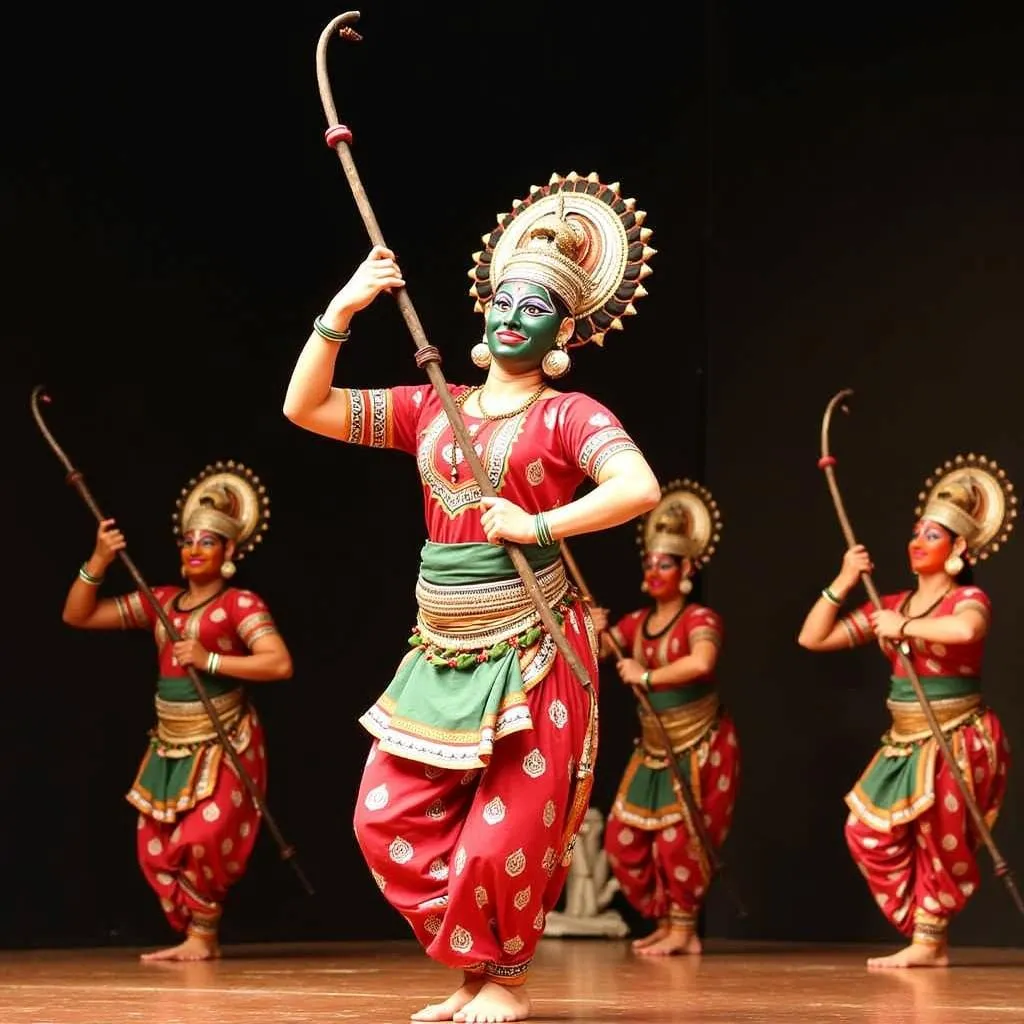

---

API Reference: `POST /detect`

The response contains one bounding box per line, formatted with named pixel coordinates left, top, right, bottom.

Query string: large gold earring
left=679, top=578, right=693, bottom=595
left=541, top=342, right=571, bottom=379
left=640, top=581, right=649, bottom=594
left=220, top=560, right=237, bottom=579
left=471, top=337, right=492, bottom=369
left=944, top=553, right=964, bottom=577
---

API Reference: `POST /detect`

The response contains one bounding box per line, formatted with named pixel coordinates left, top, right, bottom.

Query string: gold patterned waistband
left=886, top=693, right=983, bottom=744
left=155, top=689, right=245, bottom=746
left=414, top=560, right=570, bottom=651
left=639, top=691, right=720, bottom=760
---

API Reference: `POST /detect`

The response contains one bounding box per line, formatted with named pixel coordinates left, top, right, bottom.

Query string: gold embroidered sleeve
left=577, top=427, right=640, bottom=481
left=237, top=611, right=278, bottom=648
left=345, top=388, right=395, bottom=448
left=840, top=607, right=873, bottom=647
left=953, top=597, right=990, bottom=620
left=114, top=592, right=150, bottom=630
left=688, top=625, right=722, bottom=649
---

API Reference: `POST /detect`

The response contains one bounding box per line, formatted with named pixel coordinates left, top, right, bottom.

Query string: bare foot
left=454, top=981, right=531, bottom=1023
left=635, top=927, right=702, bottom=957
left=631, top=923, right=669, bottom=950
left=867, top=942, right=949, bottom=969
left=139, top=935, right=220, bottom=962
left=411, top=977, right=485, bottom=1021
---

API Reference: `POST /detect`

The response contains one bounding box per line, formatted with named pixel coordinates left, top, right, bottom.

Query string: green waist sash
left=847, top=676, right=985, bottom=831
left=358, top=540, right=573, bottom=769
left=157, top=673, right=238, bottom=702
left=887, top=674, right=981, bottom=703
left=645, top=680, right=716, bottom=711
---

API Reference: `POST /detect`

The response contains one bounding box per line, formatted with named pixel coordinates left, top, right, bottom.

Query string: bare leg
left=635, top=924, right=702, bottom=957
left=140, top=929, right=221, bottom=963
left=455, top=981, right=531, bottom=1023
left=631, top=917, right=670, bottom=950
left=411, top=973, right=486, bottom=1022
left=867, top=940, right=949, bottom=970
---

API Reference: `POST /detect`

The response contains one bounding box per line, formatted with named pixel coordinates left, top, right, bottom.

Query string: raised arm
left=62, top=519, right=132, bottom=630
left=282, top=245, right=405, bottom=440
left=797, top=544, right=874, bottom=652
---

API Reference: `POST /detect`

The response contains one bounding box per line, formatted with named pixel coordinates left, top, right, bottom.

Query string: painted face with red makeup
left=179, top=529, right=233, bottom=584
left=907, top=518, right=963, bottom=576
left=642, top=551, right=690, bottom=599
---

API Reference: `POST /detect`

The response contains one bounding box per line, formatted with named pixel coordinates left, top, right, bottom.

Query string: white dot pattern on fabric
left=513, top=886, right=532, bottom=911
left=424, top=914, right=442, bottom=935
left=170, top=826, right=181, bottom=843
left=450, top=925, right=473, bottom=953
left=210, top=608, right=227, bottom=623
left=221, top=838, right=234, bottom=855
left=192, top=844, right=205, bottom=859
left=952, top=862, right=969, bottom=877
left=533, top=908, right=545, bottom=931
left=674, top=865, right=690, bottom=882
left=156, top=872, right=174, bottom=887
left=618, top=827, right=635, bottom=847
left=231, top=790, right=243, bottom=808
left=428, top=857, right=449, bottom=881
left=960, top=882, right=976, bottom=897
left=941, top=834, right=958, bottom=852
left=939, top=892, right=957, bottom=908
left=503, top=936, right=525, bottom=955
left=147, top=838, right=163, bottom=856
left=365, top=784, right=389, bottom=811
left=505, top=848, right=527, bottom=877
left=944, top=793, right=960, bottom=813
left=202, top=803, right=221, bottom=823
left=483, top=796, right=507, bottom=825
left=542, top=847, right=558, bottom=874
left=548, top=700, right=568, bottom=729
left=522, top=749, right=547, bottom=778
left=239, top=822, right=251, bottom=839
left=226, top=860, right=240, bottom=874
left=922, top=895, right=941, bottom=912
left=662, top=827, right=677, bottom=843
left=474, top=886, right=489, bottom=908
left=543, top=800, right=557, bottom=828
left=389, top=837, right=414, bottom=864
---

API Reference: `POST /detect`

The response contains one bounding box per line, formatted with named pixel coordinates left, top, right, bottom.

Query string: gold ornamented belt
left=639, top=691, right=720, bottom=760
left=886, top=693, right=983, bottom=744
left=414, top=560, right=570, bottom=651
left=155, top=689, right=245, bottom=746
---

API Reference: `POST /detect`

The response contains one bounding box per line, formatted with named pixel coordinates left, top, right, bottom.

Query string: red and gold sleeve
left=555, top=394, right=641, bottom=482
left=686, top=606, right=723, bottom=649
left=952, top=585, right=991, bottom=621
left=113, top=585, right=174, bottom=631
left=228, top=590, right=280, bottom=648
left=338, top=385, right=424, bottom=454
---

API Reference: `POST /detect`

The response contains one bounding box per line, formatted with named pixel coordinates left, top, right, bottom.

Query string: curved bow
left=818, top=388, right=1023, bottom=917
left=31, top=386, right=314, bottom=896
left=313, top=15, right=599, bottom=784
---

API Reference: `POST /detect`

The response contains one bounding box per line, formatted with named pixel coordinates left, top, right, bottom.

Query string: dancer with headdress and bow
left=61, top=462, right=293, bottom=961
left=798, top=454, right=1017, bottom=967
left=284, top=172, right=660, bottom=1022
left=589, top=479, right=738, bottom=956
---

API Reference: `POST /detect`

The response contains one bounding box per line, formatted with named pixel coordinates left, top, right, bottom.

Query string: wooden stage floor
left=0, top=938, right=1022, bottom=1023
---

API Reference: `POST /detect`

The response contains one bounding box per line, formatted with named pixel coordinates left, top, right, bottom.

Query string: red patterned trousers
left=353, top=657, right=596, bottom=987
left=604, top=714, right=740, bottom=927
left=136, top=717, right=267, bottom=939
left=845, top=710, right=1009, bottom=945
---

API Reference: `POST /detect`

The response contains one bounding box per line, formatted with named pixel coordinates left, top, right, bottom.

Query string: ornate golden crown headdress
left=914, top=453, right=1016, bottom=563
left=172, top=460, right=270, bottom=559
left=638, top=478, right=722, bottom=569
left=469, top=171, right=655, bottom=348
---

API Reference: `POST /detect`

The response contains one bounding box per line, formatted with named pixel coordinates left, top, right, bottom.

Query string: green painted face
left=485, top=280, right=566, bottom=370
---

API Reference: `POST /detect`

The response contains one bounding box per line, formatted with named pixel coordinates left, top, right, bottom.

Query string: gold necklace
left=476, top=382, right=548, bottom=421
left=444, top=384, right=547, bottom=483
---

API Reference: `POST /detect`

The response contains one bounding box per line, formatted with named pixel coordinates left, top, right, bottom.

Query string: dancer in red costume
left=799, top=453, right=1016, bottom=968
left=62, top=462, right=292, bottom=961
left=590, top=478, right=738, bottom=956
left=284, top=173, right=660, bottom=1021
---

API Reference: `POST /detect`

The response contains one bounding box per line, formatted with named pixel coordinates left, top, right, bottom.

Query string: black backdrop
left=4, top=2, right=1023, bottom=949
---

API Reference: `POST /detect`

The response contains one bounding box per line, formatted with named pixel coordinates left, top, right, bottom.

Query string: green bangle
left=533, top=511, right=554, bottom=547
left=821, top=586, right=842, bottom=607
left=78, top=563, right=104, bottom=586
left=313, top=315, right=351, bottom=342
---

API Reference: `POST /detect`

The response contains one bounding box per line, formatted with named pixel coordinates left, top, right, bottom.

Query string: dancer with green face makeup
left=284, top=172, right=660, bottom=1022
